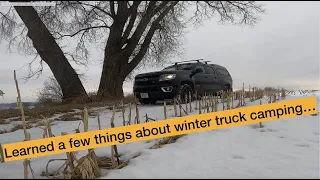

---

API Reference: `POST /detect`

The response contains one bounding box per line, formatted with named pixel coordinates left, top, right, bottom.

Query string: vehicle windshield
left=163, top=63, right=194, bottom=71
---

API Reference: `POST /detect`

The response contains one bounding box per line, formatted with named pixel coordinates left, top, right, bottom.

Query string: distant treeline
left=0, top=102, right=38, bottom=109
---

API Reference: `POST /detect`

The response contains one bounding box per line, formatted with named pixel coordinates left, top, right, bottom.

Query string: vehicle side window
left=212, top=67, right=218, bottom=74
left=217, top=68, right=229, bottom=75
left=205, top=66, right=215, bottom=74
left=195, top=65, right=205, bottom=74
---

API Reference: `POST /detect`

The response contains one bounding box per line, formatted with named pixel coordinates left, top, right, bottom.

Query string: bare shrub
left=124, top=93, right=137, bottom=104
left=37, top=76, right=63, bottom=104
left=58, top=113, right=81, bottom=121
left=0, top=89, right=4, bottom=98
left=0, top=129, right=8, bottom=134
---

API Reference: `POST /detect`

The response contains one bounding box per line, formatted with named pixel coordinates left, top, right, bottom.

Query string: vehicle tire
left=175, top=84, right=193, bottom=103
left=139, top=98, right=157, bottom=105
left=224, top=85, right=232, bottom=93
left=222, top=85, right=233, bottom=98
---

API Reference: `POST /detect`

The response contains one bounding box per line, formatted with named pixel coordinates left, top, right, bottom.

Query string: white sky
left=0, top=1, right=319, bottom=103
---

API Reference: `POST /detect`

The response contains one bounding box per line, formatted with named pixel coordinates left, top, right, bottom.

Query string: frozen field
left=0, top=90, right=319, bottom=179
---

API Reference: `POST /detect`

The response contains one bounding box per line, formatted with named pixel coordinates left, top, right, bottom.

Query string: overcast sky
left=0, top=1, right=319, bottom=103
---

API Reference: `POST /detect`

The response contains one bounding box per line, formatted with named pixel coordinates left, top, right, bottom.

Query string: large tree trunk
left=13, top=6, right=88, bottom=103
left=97, top=37, right=128, bottom=99
left=97, top=19, right=129, bottom=99
left=98, top=59, right=126, bottom=99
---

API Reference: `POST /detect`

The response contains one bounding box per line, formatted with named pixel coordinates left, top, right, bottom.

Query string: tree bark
left=13, top=6, right=88, bottom=103
left=98, top=59, right=126, bottom=99
left=97, top=33, right=127, bottom=99
left=97, top=15, right=130, bottom=99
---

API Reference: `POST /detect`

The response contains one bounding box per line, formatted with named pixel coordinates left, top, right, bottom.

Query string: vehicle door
left=204, top=65, right=220, bottom=93
left=192, top=65, right=207, bottom=95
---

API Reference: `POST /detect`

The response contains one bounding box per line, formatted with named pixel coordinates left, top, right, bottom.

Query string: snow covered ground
left=0, top=90, right=319, bottom=179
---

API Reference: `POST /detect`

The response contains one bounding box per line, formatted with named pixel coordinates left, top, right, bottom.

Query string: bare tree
left=0, top=1, right=265, bottom=100
left=0, top=5, right=88, bottom=102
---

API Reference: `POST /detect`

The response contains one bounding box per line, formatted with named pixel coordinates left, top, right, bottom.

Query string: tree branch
left=124, top=1, right=170, bottom=55
left=126, top=1, right=179, bottom=73
left=57, top=25, right=110, bottom=39
left=77, top=1, right=115, bottom=19
left=113, top=1, right=130, bottom=34
left=117, top=1, right=129, bottom=16
left=121, top=1, right=141, bottom=45
left=110, top=1, right=115, bottom=16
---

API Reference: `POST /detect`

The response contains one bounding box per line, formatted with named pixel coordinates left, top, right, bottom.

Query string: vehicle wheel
left=223, top=85, right=230, bottom=92
left=139, top=98, right=157, bottom=105
left=175, top=84, right=193, bottom=103
left=223, top=85, right=233, bottom=96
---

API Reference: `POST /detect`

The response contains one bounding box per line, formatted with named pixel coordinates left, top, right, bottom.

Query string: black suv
left=133, top=59, right=233, bottom=104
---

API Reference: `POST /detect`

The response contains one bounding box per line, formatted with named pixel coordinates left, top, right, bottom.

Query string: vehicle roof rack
left=202, top=61, right=211, bottom=64
left=174, top=59, right=205, bottom=65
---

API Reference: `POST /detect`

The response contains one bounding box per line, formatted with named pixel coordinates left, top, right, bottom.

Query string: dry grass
left=250, top=123, right=264, bottom=129
left=0, top=121, right=42, bottom=135
left=0, top=94, right=138, bottom=121
left=123, top=93, right=137, bottom=104
left=96, top=156, right=128, bottom=170
left=6, top=116, right=33, bottom=122
left=0, top=129, right=8, bottom=134
left=0, top=119, right=8, bottom=124
left=35, top=120, right=49, bottom=127
left=10, top=123, right=32, bottom=132
left=149, top=135, right=185, bottom=149
left=0, top=106, right=76, bottom=120
left=0, top=94, right=136, bottom=135
left=41, top=106, right=130, bottom=179
left=58, top=113, right=82, bottom=121
left=10, top=124, right=25, bottom=132
left=56, top=109, right=101, bottom=121
left=42, top=155, right=128, bottom=179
